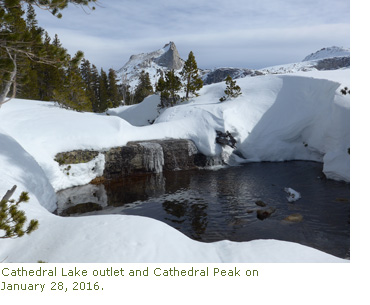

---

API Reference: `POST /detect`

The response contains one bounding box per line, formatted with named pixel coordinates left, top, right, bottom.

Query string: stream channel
left=55, top=161, right=350, bottom=259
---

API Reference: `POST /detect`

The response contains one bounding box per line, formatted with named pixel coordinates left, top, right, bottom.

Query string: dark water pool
left=56, top=161, right=350, bottom=259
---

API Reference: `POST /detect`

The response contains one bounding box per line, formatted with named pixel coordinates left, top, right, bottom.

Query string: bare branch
left=1, top=185, right=17, bottom=202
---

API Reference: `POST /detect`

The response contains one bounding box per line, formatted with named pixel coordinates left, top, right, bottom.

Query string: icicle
left=140, top=142, right=164, bottom=173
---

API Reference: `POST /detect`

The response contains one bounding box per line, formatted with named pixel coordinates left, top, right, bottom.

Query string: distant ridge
left=302, top=46, right=350, bottom=62
left=260, top=46, right=350, bottom=75
left=116, top=44, right=350, bottom=89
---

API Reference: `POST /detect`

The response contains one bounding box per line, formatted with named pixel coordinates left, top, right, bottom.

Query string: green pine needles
left=0, top=0, right=102, bottom=110
left=156, top=69, right=182, bottom=109
left=0, top=185, right=39, bottom=239
left=181, top=51, right=203, bottom=100
left=156, top=51, right=203, bottom=109
left=133, top=70, right=154, bottom=104
left=219, top=75, right=242, bottom=102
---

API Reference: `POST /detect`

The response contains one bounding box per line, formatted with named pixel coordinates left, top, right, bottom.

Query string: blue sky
left=34, top=0, right=350, bottom=70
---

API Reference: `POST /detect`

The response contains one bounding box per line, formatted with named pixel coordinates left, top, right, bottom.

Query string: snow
left=302, top=46, right=350, bottom=61
left=0, top=68, right=349, bottom=263
left=260, top=46, right=350, bottom=75
left=107, top=94, right=162, bottom=126
left=284, top=187, right=301, bottom=203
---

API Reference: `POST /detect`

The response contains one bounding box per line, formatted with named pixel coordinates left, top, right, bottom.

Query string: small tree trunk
left=0, top=50, right=17, bottom=108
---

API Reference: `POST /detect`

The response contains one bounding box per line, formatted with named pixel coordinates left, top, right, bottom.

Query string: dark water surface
left=56, top=161, right=350, bottom=258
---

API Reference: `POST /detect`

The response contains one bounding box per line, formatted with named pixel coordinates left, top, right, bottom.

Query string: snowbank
left=0, top=69, right=349, bottom=262
left=0, top=131, right=346, bottom=262
left=107, top=94, right=162, bottom=126
left=0, top=130, right=56, bottom=212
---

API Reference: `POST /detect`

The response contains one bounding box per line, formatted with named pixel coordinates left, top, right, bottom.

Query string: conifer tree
left=53, top=51, right=92, bottom=111
left=134, top=70, right=153, bottom=104
left=155, top=76, right=166, bottom=93
left=0, top=0, right=97, bottom=107
left=80, top=58, right=98, bottom=107
left=219, top=75, right=242, bottom=102
left=181, top=51, right=203, bottom=99
left=108, top=68, right=121, bottom=107
left=1, top=3, right=30, bottom=105
left=0, top=185, right=39, bottom=239
left=90, top=64, right=100, bottom=112
left=156, top=69, right=182, bottom=109
left=17, top=4, right=43, bottom=99
left=97, top=68, right=109, bottom=112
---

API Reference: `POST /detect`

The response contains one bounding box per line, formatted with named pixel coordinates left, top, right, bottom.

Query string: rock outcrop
left=201, top=67, right=263, bottom=85
left=56, top=139, right=222, bottom=182
left=314, top=57, right=350, bottom=70
left=154, top=42, right=183, bottom=70
left=117, top=42, right=184, bottom=90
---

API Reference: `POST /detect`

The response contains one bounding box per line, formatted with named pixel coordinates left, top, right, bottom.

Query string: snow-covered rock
left=260, top=46, right=350, bottom=74
left=117, top=41, right=184, bottom=90
left=284, top=187, right=301, bottom=202
left=302, top=46, right=350, bottom=62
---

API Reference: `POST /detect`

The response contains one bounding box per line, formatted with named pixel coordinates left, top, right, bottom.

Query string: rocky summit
left=117, top=41, right=184, bottom=89
left=153, top=42, right=183, bottom=70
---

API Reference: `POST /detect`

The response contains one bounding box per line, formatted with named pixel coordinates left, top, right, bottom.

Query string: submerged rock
left=256, top=207, right=276, bottom=220
left=283, top=213, right=303, bottom=222
left=255, top=200, right=267, bottom=207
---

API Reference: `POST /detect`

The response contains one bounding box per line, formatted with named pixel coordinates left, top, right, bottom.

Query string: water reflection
left=56, top=161, right=350, bottom=258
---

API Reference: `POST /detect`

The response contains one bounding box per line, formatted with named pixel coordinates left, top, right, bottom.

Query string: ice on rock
left=140, top=142, right=164, bottom=173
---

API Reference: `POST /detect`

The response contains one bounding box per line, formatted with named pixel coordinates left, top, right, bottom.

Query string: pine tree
left=90, top=64, right=100, bottom=112
left=0, top=3, right=30, bottom=105
left=156, top=69, right=182, bottom=109
left=53, top=51, right=92, bottom=111
left=0, top=0, right=97, bottom=107
left=134, top=70, right=153, bottom=104
left=17, top=4, right=43, bottom=99
left=181, top=51, right=203, bottom=99
left=80, top=58, right=98, bottom=107
left=0, top=185, right=39, bottom=239
left=219, top=75, right=242, bottom=102
left=108, top=68, right=121, bottom=107
left=97, top=68, right=109, bottom=112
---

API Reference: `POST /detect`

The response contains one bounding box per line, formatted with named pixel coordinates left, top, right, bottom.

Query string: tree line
left=1, top=0, right=122, bottom=112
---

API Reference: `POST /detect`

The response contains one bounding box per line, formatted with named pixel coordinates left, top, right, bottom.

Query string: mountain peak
left=154, top=41, right=183, bottom=70
left=302, top=46, right=350, bottom=62
left=117, top=42, right=184, bottom=89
